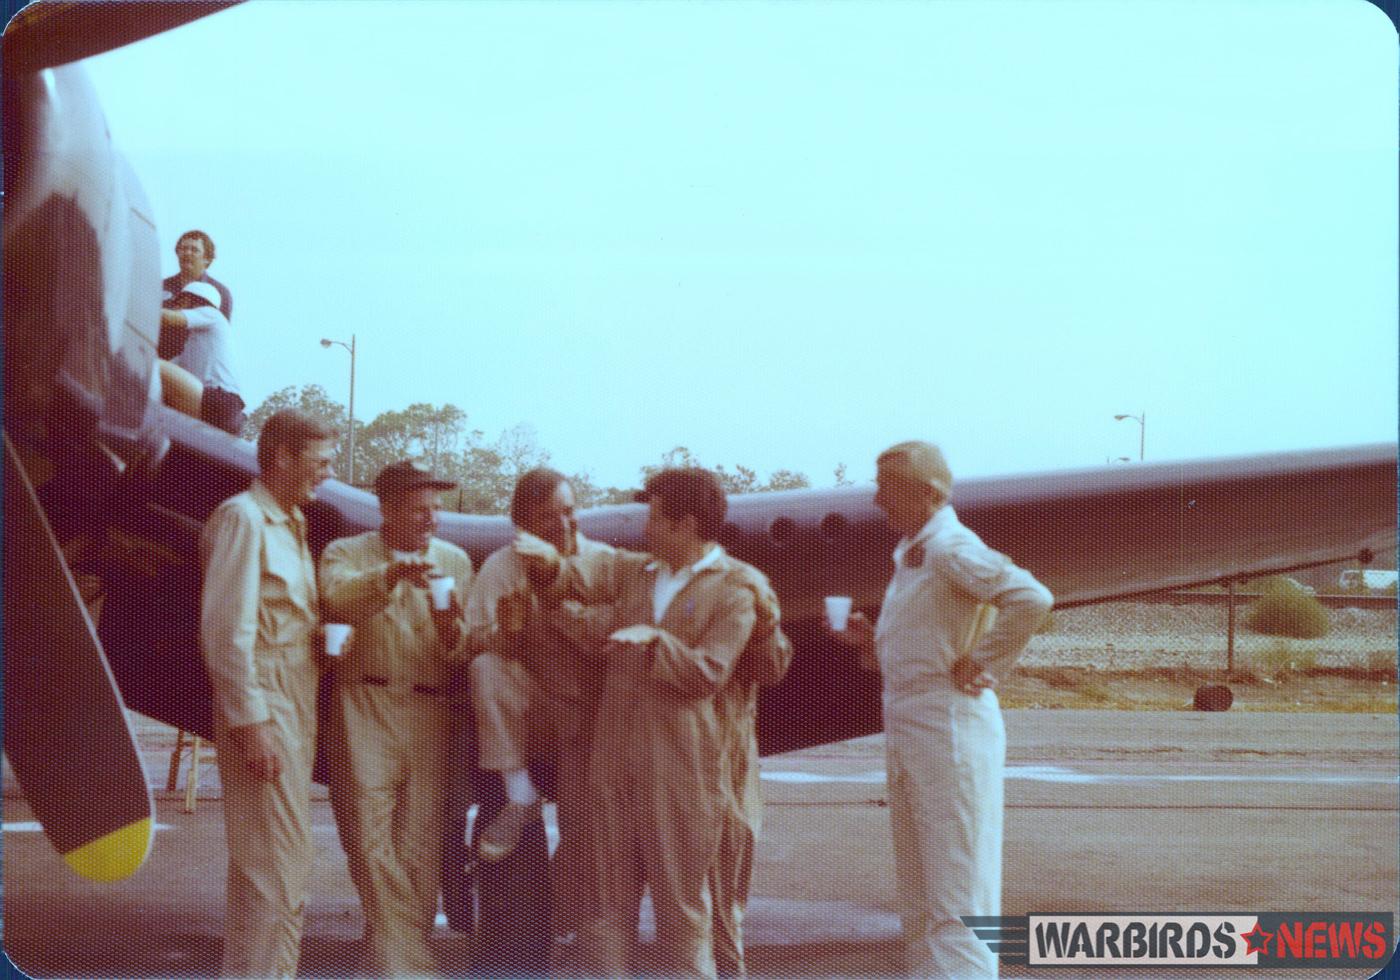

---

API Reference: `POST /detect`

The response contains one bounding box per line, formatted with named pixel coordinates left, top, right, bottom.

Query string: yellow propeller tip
left=61, top=817, right=153, bottom=882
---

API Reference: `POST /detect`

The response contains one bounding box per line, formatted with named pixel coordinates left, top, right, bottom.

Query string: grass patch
left=1001, top=665, right=1393, bottom=712
left=1251, top=641, right=1318, bottom=677
left=1364, top=650, right=1397, bottom=676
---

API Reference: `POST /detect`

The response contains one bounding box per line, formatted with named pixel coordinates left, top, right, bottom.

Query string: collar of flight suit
left=893, top=505, right=957, bottom=566
left=378, top=532, right=431, bottom=563
left=644, top=542, right=725, bottom=577
left=249, top=478, right=306, bottom=533
left=247, top=478, right=317, bottom=621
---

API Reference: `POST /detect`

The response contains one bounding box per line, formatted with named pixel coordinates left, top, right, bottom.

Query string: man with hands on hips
left=831, top=440, right=1052, bottom=979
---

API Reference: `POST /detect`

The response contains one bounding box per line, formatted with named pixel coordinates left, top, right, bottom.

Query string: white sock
left=503, top=768, right=539, bottom=805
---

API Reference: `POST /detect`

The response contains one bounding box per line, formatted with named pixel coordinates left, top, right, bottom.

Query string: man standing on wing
left=832, top=440, right=1052, bottom=979
left=319, top=460, right=473, bottom=977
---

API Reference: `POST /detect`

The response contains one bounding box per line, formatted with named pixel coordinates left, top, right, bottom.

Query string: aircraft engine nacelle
left=2, top=62, right=165, bottom=500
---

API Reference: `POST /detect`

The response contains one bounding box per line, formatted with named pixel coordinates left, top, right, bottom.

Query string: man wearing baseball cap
left=319, top=460, right=474, bottom=976
left=832, top=440, right=1052, bottom=978
left=161, top=280, right=246, bottom=436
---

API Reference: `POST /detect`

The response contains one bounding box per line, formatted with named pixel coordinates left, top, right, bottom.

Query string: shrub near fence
left=1246, top=576, right=1331, bottom=639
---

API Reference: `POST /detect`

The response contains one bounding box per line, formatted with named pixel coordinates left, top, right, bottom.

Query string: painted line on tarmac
left=4, top=821, right=174, bottom=833
left=761, top=766, right=1398, bottom=785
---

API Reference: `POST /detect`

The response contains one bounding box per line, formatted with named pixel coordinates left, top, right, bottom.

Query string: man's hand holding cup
left=513, top=531, right=562, bottom=589
left=826, top=600, right=879, bottom=672
left=427, top=578, right=462, bottom=645
left=387, top=559, right=435, bottom=591
left=496, top=590, right=532, bottom=636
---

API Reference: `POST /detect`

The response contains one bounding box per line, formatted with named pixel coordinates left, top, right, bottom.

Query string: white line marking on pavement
left=760, top=767, right=1398, bottom=785
left=4, top=821, right=174, bottom=833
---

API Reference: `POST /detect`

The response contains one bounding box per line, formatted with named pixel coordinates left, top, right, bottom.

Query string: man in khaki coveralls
left=517, top=467, right=777, bottom=979
left=710, top=567, right=791, bottom=978
left=463, top=468, right=616, bottom=968
left=319, top=460, right=473, bottom=977
left=199, top=409, right=337, bottom=978
left=834, top=441, right=1052, bottom=978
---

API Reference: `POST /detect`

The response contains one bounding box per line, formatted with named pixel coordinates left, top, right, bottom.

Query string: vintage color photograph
left=3, top=1, right=1396, bottom=977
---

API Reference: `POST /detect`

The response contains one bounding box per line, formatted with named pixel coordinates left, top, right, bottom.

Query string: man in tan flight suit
left=199, top=409, right=337, bottom=978
left=319, top=460, right=474, bottom=977
left=711, top=568, right=791, bottom=978
left=464, top=469, right=618, bottom=966
left=516, top=467, right=778, bottom=979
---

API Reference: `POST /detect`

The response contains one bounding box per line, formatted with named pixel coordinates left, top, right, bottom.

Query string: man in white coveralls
left=833, top=440, right=1052, bottom=978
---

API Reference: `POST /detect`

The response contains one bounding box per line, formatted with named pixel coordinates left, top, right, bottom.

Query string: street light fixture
left=1113, top=411, right=1145, bottom=461
left=321, top=335, right=356, bottom=485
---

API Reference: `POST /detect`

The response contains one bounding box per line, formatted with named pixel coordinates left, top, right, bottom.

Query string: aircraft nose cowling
left=3, top=64, right=162, bottom=470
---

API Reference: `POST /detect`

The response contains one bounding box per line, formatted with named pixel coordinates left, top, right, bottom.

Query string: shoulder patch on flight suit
left=944, top=545, right=1010, bottom=596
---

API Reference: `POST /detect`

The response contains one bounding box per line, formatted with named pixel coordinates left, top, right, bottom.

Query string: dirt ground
left=1002, top=601, right=1397, bottom=711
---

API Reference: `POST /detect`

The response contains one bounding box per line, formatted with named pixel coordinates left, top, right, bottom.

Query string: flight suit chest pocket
left=260, top=526, right=309, bottom=602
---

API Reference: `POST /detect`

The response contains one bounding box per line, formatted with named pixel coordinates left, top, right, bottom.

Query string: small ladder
left=166, top=730, right=213, bottom=813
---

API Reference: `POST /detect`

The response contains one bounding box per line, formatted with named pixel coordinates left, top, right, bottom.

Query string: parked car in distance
left=1338, top=569, right=1399, bottom=592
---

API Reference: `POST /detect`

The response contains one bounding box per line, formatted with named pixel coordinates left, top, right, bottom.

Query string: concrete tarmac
left=5, top=709, right=1397, bottom=979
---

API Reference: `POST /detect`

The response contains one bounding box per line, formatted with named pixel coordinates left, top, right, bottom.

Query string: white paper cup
left=324, top=623, right=353, bottom=657
left=824, top=596, right=853, bottom=632
left=429, top=575, right=455, bottom=610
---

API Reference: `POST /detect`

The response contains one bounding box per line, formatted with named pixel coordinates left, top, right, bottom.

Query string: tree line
left=247, top=385, right=853, bottom=515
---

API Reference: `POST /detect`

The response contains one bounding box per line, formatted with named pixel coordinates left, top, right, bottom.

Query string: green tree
left=640, top=446, right=810, bottom=495
left=764, top=469, right=812, bottom=491
left=455, top=424, right=553, bottom=515
left=568, top=471, right=634, bottom=509
left=833, top=462, right=852, bottom=486
left=357, top=403, right=469, bottom=485
left=244, top=384, right=352, bottom=472
left=716, top=464, right=759, bottom=495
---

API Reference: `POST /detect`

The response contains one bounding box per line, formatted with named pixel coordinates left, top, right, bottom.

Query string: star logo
left=1241, top=921, right=1273, bottom=956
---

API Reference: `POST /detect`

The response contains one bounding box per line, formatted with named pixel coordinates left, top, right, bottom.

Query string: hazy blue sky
left=83, top=0, right=1396, bottom=489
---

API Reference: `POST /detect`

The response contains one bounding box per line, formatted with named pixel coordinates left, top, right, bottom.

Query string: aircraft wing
left=100, top=416, right=1396, bottom=757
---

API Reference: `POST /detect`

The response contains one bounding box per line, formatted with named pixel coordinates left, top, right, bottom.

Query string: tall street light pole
left=1114, top=411, right=1145, bottom=461
left=321, top=335, right=356, bottom=485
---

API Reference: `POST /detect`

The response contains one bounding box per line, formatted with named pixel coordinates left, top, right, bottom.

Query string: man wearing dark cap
left=319, top=460, right=474, bottom=977
left=513, top=467, right=784, bottom=979
left=833, top=440, right=1052, bottom=979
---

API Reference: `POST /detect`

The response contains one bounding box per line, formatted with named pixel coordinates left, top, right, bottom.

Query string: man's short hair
left=510, top=467, right=569, bottom=527
left=256, top=409, right=336, bottom=472
left=177, top=229, right=216, bottom=261
left=877, top=440, right=953, bottom=501
left=636, top=467, right=728, bottom=542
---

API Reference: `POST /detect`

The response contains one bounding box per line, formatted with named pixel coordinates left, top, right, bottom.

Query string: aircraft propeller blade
left=3, top=434, right=154, bottom=881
